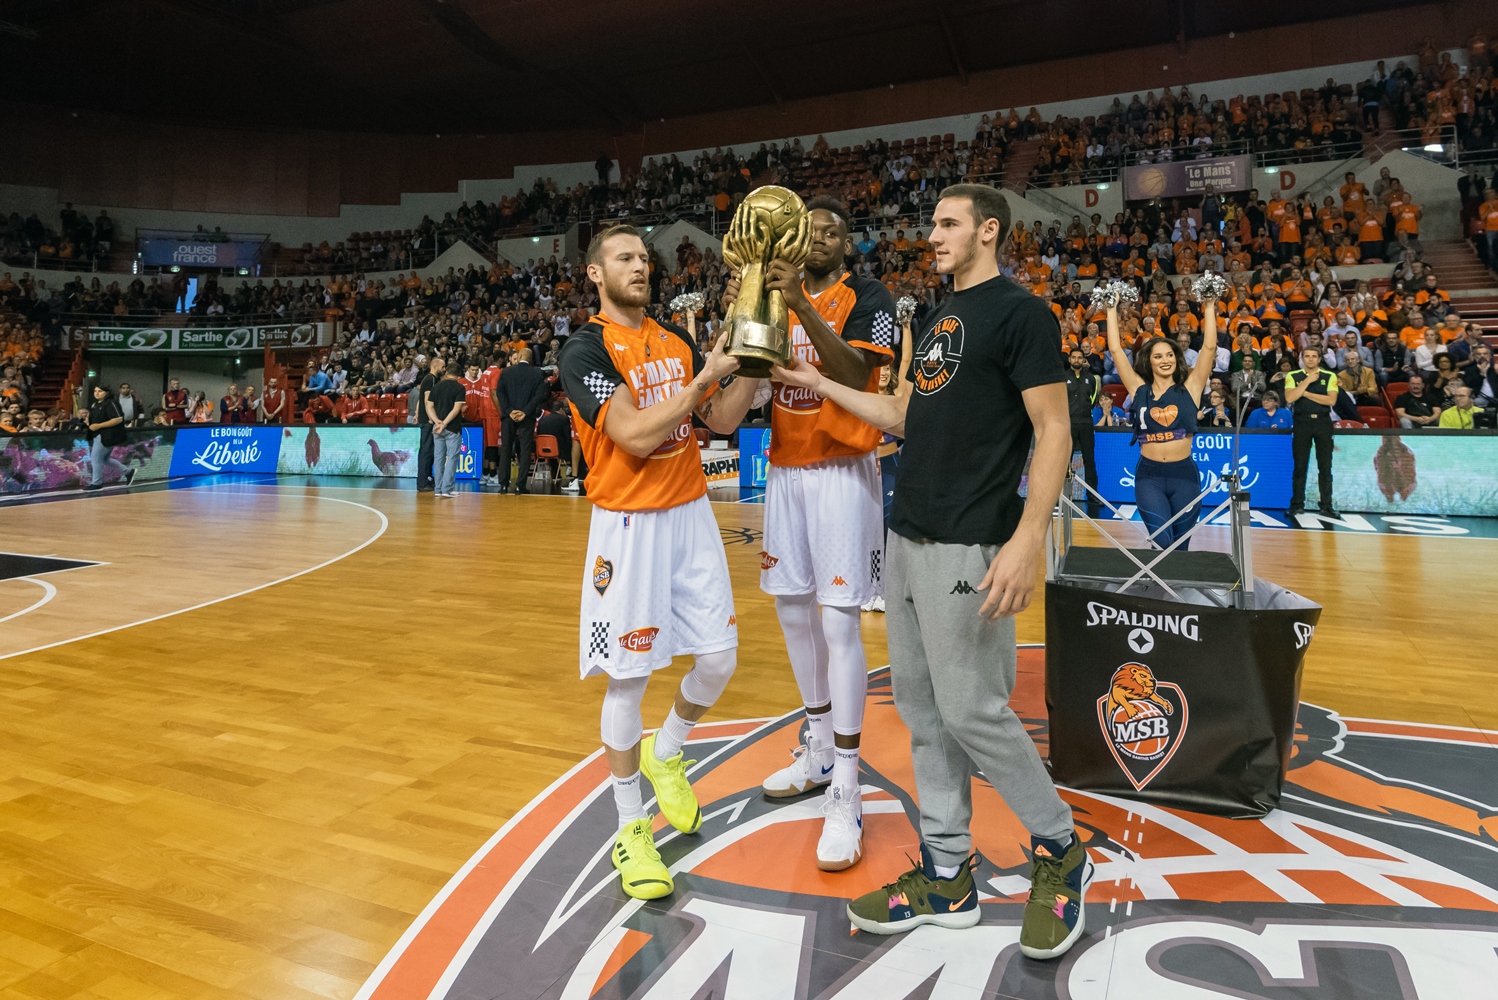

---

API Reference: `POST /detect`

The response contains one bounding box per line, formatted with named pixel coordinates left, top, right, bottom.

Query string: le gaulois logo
left=760, top=551, right=779, bottom=571
left=618, top=627, right=659, bottom=652
left=592, top=556, right=613, bottom=596
left=1096, top=662, right=1189, bottom=791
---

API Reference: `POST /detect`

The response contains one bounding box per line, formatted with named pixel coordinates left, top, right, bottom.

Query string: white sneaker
left=761, top=734, right=833, bottom=798
left=861, top=595, right=885, bottom=612
left=561, top=479, right=582, bottom=493
left=817, top=784, right=863, bottom=871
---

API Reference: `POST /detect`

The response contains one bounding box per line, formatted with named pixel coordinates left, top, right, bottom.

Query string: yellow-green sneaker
left=611, top=818, right=673, bottom=900
left=639, top=733, right=702, bottom=834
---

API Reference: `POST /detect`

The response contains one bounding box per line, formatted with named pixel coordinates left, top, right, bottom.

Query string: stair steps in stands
left=1362, top=106, right=1404, bottom=163
left=1001, top=139, right=1042, bottom=195
left=30, top=351, right=76, bottom=411
left=1422, top=241, right=1498, bottom=337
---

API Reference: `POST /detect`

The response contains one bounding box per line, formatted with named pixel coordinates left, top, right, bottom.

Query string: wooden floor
left=0, top=481, right=1492, bottom=1000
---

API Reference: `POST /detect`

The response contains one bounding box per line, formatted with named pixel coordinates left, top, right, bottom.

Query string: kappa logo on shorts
left=950, top=580, right=977, bottom=594
left=591, top=556, right=614, bottom=596
left=1097, top=662, right=1188, bottom=791
left=618, top=627, right=660, bottom=652
left=830, top=575, right=848, bottom=587
left=760, top=551, right=779, bottom=571
left=726, top=614, right=736, bottom=628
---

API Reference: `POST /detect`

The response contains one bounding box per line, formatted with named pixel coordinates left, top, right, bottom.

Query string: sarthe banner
left=1044, top=580, right=1320, bottom=817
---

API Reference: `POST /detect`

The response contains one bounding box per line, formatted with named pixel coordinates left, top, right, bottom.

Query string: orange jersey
left=559, top=314, right=713, bottom=512
left=770, top=272, right=896, bottom=467
left=1482, top=199, right=1498, bottom=232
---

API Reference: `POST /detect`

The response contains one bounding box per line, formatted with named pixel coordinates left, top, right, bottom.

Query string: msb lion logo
left=591, top=556, right=613, bottom=596
left=1097, top=662, right=1188, bottom=790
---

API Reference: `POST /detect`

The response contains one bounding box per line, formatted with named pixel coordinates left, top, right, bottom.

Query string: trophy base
left=727, top=320, right=788, bottom=381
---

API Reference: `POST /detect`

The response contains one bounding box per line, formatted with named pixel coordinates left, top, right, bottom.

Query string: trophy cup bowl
left=722, top=186, right=810, bottom=378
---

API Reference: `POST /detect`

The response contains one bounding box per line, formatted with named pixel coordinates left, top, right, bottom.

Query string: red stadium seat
left=693, top=427, right=712, bottom=447
left=1361, top=413, right=1393, bottom=428
left=1103, top=384, right=1129, bottom=407
left=1334, top=420, right=1366, bottom=428
left=1382, top=383, right=1407, bottom=412
left=535, top=434, right=561, bottom=460
left=1357, top=406, right=1390, bottom=425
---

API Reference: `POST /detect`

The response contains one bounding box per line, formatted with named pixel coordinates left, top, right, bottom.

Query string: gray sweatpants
left=886, top=531, right=1073, bottom=867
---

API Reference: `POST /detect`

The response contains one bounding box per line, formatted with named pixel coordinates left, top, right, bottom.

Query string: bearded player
left=558, top=224, right=763, bottom=900
left=728, top=196, right=895, bottom=871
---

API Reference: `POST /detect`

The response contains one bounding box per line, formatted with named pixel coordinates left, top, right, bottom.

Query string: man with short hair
left=495, top=347, right=550, bottom=494
left=1245, top=390, right=1293, bottom=428
left=117, top=382, right=144, bottom=426
left=1374, top=331, right=1411, bottom=386
left=1065, top=348, right=1101, bottom=515
left=161, top=378, right=189, bottom=424
left=261, top=376, right=287, bottom=424
left=1284, top=347, right=1338, bottom=516
left=731, top=196, right=897, bottom=872
left=427, top=361, right=466, bottom=497
left=1394, top=375, right=1441, bottom=429
left=415, top=356, right=442, bottom=492
left=1463, top=344, right=1498, bottom=407
left=557, top=223, right=762, bottom=902
left=773, top=184, right=1087, bottom=960
left=1437, top=384, right=1479, bottom=429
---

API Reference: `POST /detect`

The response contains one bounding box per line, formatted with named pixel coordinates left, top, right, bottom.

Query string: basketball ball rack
left=1046, top=472, right=1256, bottom=611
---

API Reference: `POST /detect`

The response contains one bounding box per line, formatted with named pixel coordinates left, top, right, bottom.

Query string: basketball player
left=558, top=224, right=763, bottom=900
left=479, top=357, right=503, bottom=484
left=772, top=185, right=1088, bottom=959
left=726, top=197, right=895, bottom=872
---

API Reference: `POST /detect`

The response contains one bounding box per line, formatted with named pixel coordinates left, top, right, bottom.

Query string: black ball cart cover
left=1044, top=579, right=1321, bottom=818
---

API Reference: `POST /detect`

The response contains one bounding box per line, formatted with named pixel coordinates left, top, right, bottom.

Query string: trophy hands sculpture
left=721, top=186, right=811, bottom=378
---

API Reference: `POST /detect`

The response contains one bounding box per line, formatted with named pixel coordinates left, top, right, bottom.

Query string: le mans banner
left=1124, top=154, right=1250, bottom=200
left=71, top=323, right=331, bottom=352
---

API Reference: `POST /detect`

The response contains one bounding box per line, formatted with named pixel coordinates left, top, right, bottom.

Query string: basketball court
left=0, top=478, right=1493, bottom=1000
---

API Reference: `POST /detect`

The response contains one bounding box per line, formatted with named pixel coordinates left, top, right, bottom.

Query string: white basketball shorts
left=760, top=451, right=884, bottom=607
left=579, top=495, right=738, bottom=680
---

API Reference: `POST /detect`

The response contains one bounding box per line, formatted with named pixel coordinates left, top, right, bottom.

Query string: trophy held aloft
left=721, top=186, right=811, bottom=378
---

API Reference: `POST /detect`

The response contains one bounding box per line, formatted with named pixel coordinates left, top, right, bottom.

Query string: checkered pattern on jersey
left=589, top=621, right=611, bottom=660
left=582, top=371, right=616, bottom=402
left=868, top=311, right=895, bottom=349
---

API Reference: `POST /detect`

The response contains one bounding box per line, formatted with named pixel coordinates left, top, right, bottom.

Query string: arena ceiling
left=0, top=0, right=1411, bottom=135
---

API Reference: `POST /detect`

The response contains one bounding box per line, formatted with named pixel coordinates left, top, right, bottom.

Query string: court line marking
left=0, top=577, right=57, bottom=625
left=0, top=490, right=388, bottom=663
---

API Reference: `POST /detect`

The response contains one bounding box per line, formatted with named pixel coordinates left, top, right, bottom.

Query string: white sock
left=805, top=709, right=834, bottom=754
left=613, top=771, right=646, bottom=826
left=933, top=863, right=961, bottom=879
left=832, top=744, right=860, bottom=790
left=654, top=707, right=694, bottom=760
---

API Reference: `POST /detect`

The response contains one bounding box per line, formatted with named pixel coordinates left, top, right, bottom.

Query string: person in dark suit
left=495, top=347, right=551, bottom=494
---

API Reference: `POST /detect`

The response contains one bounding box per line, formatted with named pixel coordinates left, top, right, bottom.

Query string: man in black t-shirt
left=426, top=363, right=466, bottom=497
left=1065, top=348, right=1101, bottom=516
left=415, top=356, right=441, bottom=492
left=771, top=184, right=1086, bottom=961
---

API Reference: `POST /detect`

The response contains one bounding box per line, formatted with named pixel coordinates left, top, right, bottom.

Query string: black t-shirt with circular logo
left=892, top=274, right=1066, bottom=546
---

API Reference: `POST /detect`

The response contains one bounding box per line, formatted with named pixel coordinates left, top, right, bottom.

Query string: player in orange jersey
left=557, top=224, right=764, bottom=900
left=726, top=197, right=896, bottom=872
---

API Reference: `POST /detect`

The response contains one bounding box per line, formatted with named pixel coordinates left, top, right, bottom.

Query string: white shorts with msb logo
left=579, top=495, right=738, bottom=680
left=760, top=451, right=884, bottom=607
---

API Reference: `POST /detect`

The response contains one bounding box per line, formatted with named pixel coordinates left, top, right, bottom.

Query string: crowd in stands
left=0, top=205, right=115, bottom=270
left=1386, top=37, right=1497, bottom=153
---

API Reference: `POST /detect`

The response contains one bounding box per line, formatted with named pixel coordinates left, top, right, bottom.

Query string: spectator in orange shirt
left=1339, top=173, right=1368, bottom=219
left=1479, top=192, right=1498, bottom=264
left=1168, top=300, right=1200, bottom=335
left=1356, top=210, right=1385, bottom=262
left=1276, top=211, right=1301, bottom=262
left=1392, top=200, right=1423, bottom=243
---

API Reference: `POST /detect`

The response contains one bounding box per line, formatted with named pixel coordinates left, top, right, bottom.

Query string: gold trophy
left=720, top=186, right=811, bottom=378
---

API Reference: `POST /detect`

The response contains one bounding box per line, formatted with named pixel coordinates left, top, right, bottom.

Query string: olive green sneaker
left=639, top=733, right=702, bottom=834
left=847, top=845, right=980, bottom=934
left=1020, top=831, right=1091, bottom=960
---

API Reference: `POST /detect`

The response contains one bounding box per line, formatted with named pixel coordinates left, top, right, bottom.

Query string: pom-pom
left=1091, top=280, right=1138, bottom=308
left=896, top=296, right=917, bottom=325
left=1192, top=271, right=1228, bottom=304
left=669, top=292, right=705, bottom=314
